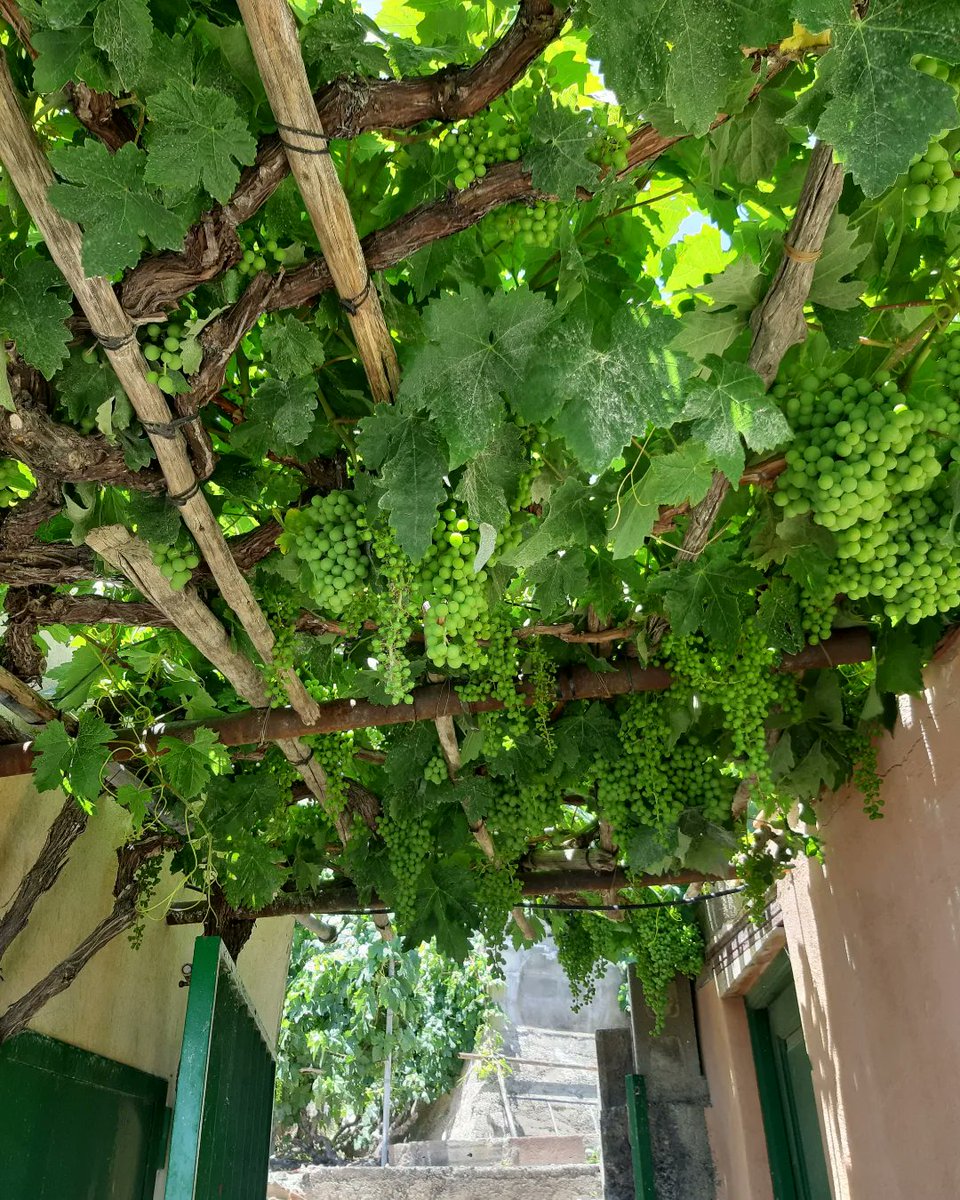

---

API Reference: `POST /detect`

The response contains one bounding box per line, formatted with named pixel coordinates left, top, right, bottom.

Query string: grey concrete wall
left=500, top=939, right=628, bottom=1033
left=267, top=1164, right=602, bottom=1200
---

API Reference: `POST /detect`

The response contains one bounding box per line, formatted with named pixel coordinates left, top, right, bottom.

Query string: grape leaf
left=756, top=577, right=804, bottom=655
left=791, top=0, right=960, bottom=196
left=523, top=307, right=690, bottom=473
left=115, top=783, right=152, bottom=834
left=50, top=142, right=189, bottom=278
left=669, top=257, right=764, bottom=364
left=525, top=93, right=600, bottom=201
left=32, top=26, right=119, bottom=93
left=260, top=314, right=327, bottom=381
left=508, top=479, right=606, bottom=571
left=608, top=440, right=715, bottom=558
left=233, top=376, right=319, bottom=456
left=750, top=512, right=837, bottom=593
left=358, top=408, right=447, bottom=559
left=526, top=550, right=589, bottom=619
left=203, top=771, right=285, bottom=839
left=676, top=808, right=738, bottom=874
left=806, top=214, right=868, bottom=311
left=681, top=357, right=792, bottom=485
left=552, top=702, right=621, bottom=776
left=145, top=81, right=257, bottom=202
left=219, top=831, right=288, bottom=909
left=33, top=713, right=114, bottom=805
left=47, top=643, right=110, bottom=709
left=157, top=726, right=227, bottom=799
left=403, top=861, right=479, bottom=961
left=876, top=623, right=925, bottom=695
left=92, top=0, right=153, bottom=87
left=647, top=553, right=761, bottom=650
left=454, top=424, right=525, bottom=533
left=302, top=0, right=391, bottom=81
left=0, top=255, right=72, bottom=380
left=401, top=285, right=552, bottom=469
left=710, top=88, right=792, bottom=185
left=588, top=0, right=793, bottom=134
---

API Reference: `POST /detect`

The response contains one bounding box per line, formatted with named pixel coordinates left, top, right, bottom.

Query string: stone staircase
left=267, top=1163, right=602, bottom=1200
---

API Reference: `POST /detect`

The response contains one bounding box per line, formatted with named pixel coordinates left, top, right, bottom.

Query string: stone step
left=267, top=1163, right=603, bottom=1200
left=389, top=1134, right=587, bottom=1167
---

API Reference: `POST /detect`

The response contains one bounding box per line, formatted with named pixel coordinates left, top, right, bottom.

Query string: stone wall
left=267, top=1164, right=603, bottom=1200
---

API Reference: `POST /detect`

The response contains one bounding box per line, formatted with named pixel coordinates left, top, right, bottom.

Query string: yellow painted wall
left=0, top=776, right=293, bottom=1084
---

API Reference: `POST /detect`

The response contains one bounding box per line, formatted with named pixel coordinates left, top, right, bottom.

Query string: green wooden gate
left=164, top=936, right=277, bottom=1200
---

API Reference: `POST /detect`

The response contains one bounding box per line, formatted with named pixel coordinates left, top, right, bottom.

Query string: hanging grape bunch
left=141, top=319, right=189, bottom=395
left=152, top=535, right=201, bottom=590
left=278, top=491, right=370, bottom=617
left=420, top=507, right=492, bottom=672
left=489, top=200, right=564, bottom=248
left=237, top=226, right=291, bottom=276
left=903, top=57, right=960, bottom=220
left=587, top=122, right=631, bottom=173
left=443, top=106, right=522, bottom=190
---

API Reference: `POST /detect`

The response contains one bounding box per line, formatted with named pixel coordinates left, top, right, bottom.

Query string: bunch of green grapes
left=666, top=625, right=780, bottom=789
left=308, top=732, right=352, bottom=820
left=593, top=692, right=732, bottom=835
left=488, top=200, right=565, bottom=248
left=0, top=458, right=35, bottom=507
left=773, top=358, right=960, bottom=628
left=142, top=319, right=190, bottom=395
left=277, top=491, right=369, bottom=617
left=258, top=588, right=301, bottom=703
left=152, top=536, right=200, bottom=590
left=378, top=802, right=433, bottom=928
left=552, top=910, right=618, bottom=1011
left=474, top=863, right=523, bottom=969
left=423, top=751, right=447, bottom=785
left=420, top=507, right=493, bottom=672
left=237, top=227, right=290, bottom=276
left=457, top=613, right=527, bottom=732
left=629, top=904, right=704, bottom=1032
left=442, top=107, right=522, bottom=189
left=370, top=523, right=417, bottom=704
left=485, top=776, right=558, bottom=864
left=587, top=123, right=631, bottom=173
left=903, top=133, right=960, bottom=219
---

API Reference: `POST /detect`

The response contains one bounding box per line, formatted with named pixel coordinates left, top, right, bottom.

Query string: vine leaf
left=404, top=861, right=479, bottom=961
left=219, top=832, right=288, bottom=909
left=260, top=314, right=327, bottom=381
left=552, top=702, right=621, bottom=775
left=525, top=550, right=590, bottom=619
left=49, top=141, right=189, bottom=278
left=145, top=80, right=257, bottom=202
left=32, top=713, right=114, bottom=807
left=0, top=255, right=72, bottom=379
left=509, top=479, right=606, bottom=571
left=92, top=0, right=153, bottom=87
left=681, top=357, right=792, bottom=485
left=609, top=440, right=715, bottom=558
left=32, top=19, right=118, bottom=94
left=750, top=513, right=837, bottom=593
left=523, top=307, right=689, bottom=473
left=588, top=0, right=793, bottom=135
left=669, top=258, right=764, bottom=364
left=301, top=0, right=391, bottom=80
left=57, top=355, right=131, bottom=438
left=648, top=553, right=761, bottom=650
left=401, top=285, right=552, bottom=469
left=526, top=93, right=600, bottom=201
left=358, top=409, right=447, bottom=559
left=807, top=214, right=869, bottom=311
left=876, top=623, right=926, bottom=696
left=710, top=88, right=793, bottom=185
left=791, top=0, right=960, bottom=196
left=454, top=424, right=525, bottom=534
left=157, top=726, right=227, bottom=799
left=756, top=577, right=805, bottom=655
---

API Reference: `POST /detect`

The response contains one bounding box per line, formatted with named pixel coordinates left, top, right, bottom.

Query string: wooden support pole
left=238, top=0, right=400, bottom=403
left=0, top=628, right=873, bottom=780
left=0, top=54, right=318, bottom=725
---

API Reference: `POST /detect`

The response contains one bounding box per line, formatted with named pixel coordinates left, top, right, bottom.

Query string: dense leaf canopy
left=0, top=0, right=959, bottom=1012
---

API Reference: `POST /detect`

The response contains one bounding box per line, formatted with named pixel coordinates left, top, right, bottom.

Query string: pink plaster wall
left=697, top=981, right=774, bottom=1200
left=699, top=645, right=960, bottom=1200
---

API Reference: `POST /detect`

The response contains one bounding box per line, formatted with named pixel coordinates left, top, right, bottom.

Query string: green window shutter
left=165, top=936, right=277, bottom=1200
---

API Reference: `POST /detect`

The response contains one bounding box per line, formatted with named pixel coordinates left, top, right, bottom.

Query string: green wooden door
left=747, top=955, right=832, bottom=1200
left=0, top=1031, right=168, bottom=1200
left=164, top=936, right=276, bottom=1200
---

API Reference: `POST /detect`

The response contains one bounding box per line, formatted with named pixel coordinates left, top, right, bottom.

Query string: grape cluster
left=0, top=459, right=34, bottom=508
left=772, top=360, right=960, bottom=628
left=904, top=134, right=960, bottom=220
left=443, top=109, right=522, bottom=190
left=152, top=538, right=200, bottom=590
left=142, top=320, right=189, bottom=394
left=629, top=906, right=704, bottom=1032
left=587, top=123, right=631, bottom=173
left=237, top=227, right=290, bottom=276
left=309, top=733, right=351, bottom=819
left=423, top=752, right=447, bottom=785
left=488, top=200, right=564, bottom=248
left=279, top=491, right=369, bottom=617
left=593, top=691, right=734, bottom=835
left=474, top=864, right=523, bottom=970
left=552, top=911, right=616, bottom=1011
left=379, top=802, right=433, bottom=928
left=421, top=507, right=492, bottom=671
left=369, top=524, right=416, bottom=705
left=485, top=776, right=558, bottom=864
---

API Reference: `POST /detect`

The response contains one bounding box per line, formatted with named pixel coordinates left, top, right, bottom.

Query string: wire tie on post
left=339, top=273, right=372, bottom=316
left=277, top=120, right=331, bottom=156
left=290, top=748, right=315, bottom=767
left=783, top=240, right=822, bottom=264
left=89, top=329, right=136, bottom=351
left=168, top=478, right=202, bottom=507
left=141, top=413, right=200, bottom=439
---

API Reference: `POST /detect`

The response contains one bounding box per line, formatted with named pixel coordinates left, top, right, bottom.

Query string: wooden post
left=238, top=0, right=400, bottom=404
